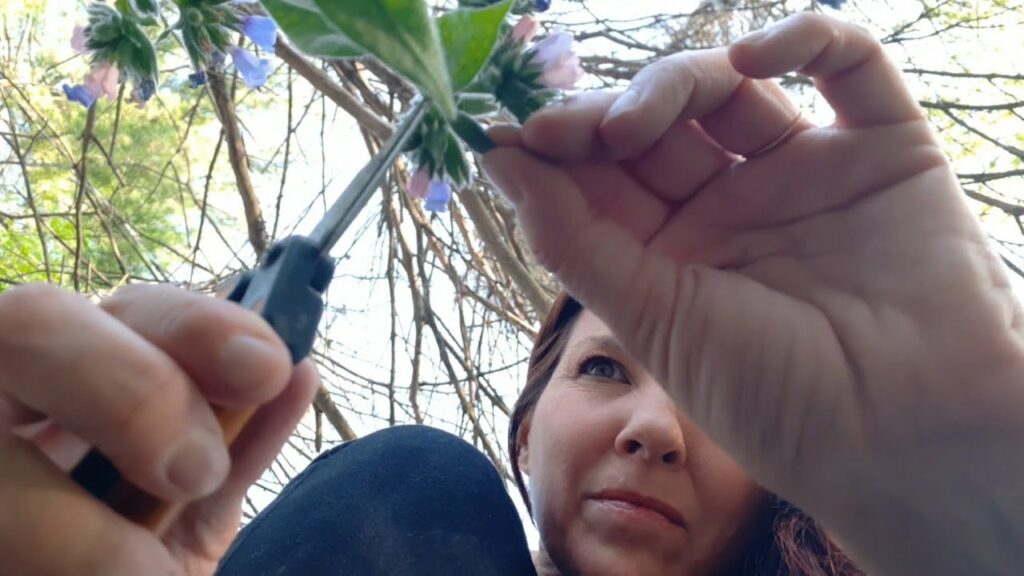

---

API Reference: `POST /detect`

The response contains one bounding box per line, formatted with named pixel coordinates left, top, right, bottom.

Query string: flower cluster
left=516, top=16, right=583, bottom=90
left=405, top=11, right=582, bottom=212
left=470, top=13, right=583, bottom=123
left=176, top=3, right=279, bottom=90
left=227, top=14, right=278, bottom=89
left=63, top=2, right=281, bottom=109
left=62, top=3, right=157, bottom=109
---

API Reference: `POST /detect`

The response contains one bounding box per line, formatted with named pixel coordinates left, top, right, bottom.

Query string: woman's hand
left=0, top=283, right=319, bottom=575
left=484, top=12, right=1024, bottom=575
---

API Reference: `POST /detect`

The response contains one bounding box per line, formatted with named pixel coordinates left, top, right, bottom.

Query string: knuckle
left=789, top=10, right=823, bottom=28
left=632, top=57, right=675, bottom=92
left=170, top=296, right=283, bottom=360
left=102, top=283, right=184, bottom=321
left=162, top=295, right=232, bottom=347
left=0, top=283, right=79, bottom=339
left=105, top=356, right=189, bottom=453
left=646, top=54, right=688, bottom=82
left=99, top=282, right=151, bottom=315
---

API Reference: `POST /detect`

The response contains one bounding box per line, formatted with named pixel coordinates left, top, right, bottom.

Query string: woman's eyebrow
left=570, top=334, right=625, bottom=355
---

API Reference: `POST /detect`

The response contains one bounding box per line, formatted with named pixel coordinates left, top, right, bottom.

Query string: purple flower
left=407, top=168, right=431, bottom=200
left=534, top=0, right=551, bottom=11
left=230, top=47, right=272, bottom=88
left=188, top=70, right=207, bottom=88
left=529, top=30, right=583, bottom=89
left=242, top=15, right=278, bottom=52
left=132, top=79, right=156, bottom=104
left=424, top=179, right=452, bottom=213
left=62, top=84, right=96, bottom=108
left=819, top=0, right=846, bottom=7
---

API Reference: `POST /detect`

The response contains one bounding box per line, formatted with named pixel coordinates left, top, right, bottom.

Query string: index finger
left=594, top=48, right=807, bottom=160
left=729, top=12, right=923, bottom=127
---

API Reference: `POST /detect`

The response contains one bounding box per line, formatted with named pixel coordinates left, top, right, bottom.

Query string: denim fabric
left=216, top=425, right=537, bottom=575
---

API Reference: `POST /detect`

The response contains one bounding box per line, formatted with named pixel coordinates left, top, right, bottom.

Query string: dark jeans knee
left=217, top=425, right=535, bottom=576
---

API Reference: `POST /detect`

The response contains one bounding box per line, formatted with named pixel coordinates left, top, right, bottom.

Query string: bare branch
left=207, top=68, right=269, bottom=257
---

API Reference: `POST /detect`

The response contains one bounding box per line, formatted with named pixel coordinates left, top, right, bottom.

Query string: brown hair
left=508, top=293, right=864, bottom=576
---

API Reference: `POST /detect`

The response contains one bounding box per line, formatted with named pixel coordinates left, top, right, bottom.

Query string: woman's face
left=519, top=311, right=766, bottom=575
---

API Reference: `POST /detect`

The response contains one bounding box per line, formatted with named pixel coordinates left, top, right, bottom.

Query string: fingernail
left=220, top=335, right=284, bottom=394
left=165, top=428, right=228, bottom=497
left=603, top=88, right=641, bottom=124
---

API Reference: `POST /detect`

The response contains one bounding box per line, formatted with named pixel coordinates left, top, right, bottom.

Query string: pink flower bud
left=530, top=30, right=583, bottom=90
left=530, top=30, right=573, bottom=66
left=407, top=168, right=431, bottom=200
left=71, top=26, right=88, bottom=54
left=541, top=51, right=582, bottom=90
left=83, top=62, right=120, bottom=100
left=512, top=15, right=541, bottom=43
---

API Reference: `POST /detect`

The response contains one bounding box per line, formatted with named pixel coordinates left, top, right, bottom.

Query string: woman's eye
left=579, top=356, right=629, bottom=383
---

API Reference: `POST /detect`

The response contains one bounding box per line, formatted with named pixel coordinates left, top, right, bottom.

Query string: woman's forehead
left=566, top=310, right=614, bottom=344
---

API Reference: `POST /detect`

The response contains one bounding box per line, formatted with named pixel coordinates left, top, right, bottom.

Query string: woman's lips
left=588, top=490, right=687, bottom=529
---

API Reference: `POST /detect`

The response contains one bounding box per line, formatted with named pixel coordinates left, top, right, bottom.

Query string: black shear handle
left=69, top=236, right=334, bottom=536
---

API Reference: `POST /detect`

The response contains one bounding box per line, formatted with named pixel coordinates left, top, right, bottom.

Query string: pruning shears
left=69, top=100, right=429, bottom=536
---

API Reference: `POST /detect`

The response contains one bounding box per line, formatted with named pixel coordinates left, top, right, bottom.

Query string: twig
left=457, top=185, right=553, bottom=320
left=3, top=100, right=51, bottom=282
left=207, top=67, right=270, bottom=257
left=72, top=104, right=98, bottom=292
left=275, top=40, right=391, bottom=140
left=313, top=381, right=358, bottom=441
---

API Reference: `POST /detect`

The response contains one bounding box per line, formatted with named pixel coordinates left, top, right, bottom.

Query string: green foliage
left=269, top=0, right=457, bottom=119
left=260, top=0, right=364, bottom=58
left=0, top=5, right=225, bottom=291
left=175, top=2, right=242, bottom=70
left=483, top=39, right=556, bottom=123
left=85, top=3, right=158, bottom=83
left=116, top=0, right=160, bottom=22
left=438, top=0, right=513, bottom=91
left=442, top=130, right=471, bottom=185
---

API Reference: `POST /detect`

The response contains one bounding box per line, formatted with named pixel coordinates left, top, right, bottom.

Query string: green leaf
left=260, top=0, right=364, bottom=59
left=451, top=112, right=494, bottom=153
left=114, top=0, right=159, bottom=23
left=120, top=17, right=158, bottom=82
left=438, top=0, right=513, bottom=91
left=86, top=3, right=124, bottom=45
left=308, top=0, right=456, bottom=120
left=443, top=130, right=470, bottom=186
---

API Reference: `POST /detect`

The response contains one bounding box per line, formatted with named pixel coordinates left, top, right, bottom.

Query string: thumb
left=481, top=146, right=677, bottom=347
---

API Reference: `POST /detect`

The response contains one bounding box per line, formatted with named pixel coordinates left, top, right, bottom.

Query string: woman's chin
left=557, top=526, right=690, bottom=576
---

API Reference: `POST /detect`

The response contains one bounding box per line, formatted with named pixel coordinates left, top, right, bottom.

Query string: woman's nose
left=614, top=390, right=686, bottom=469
